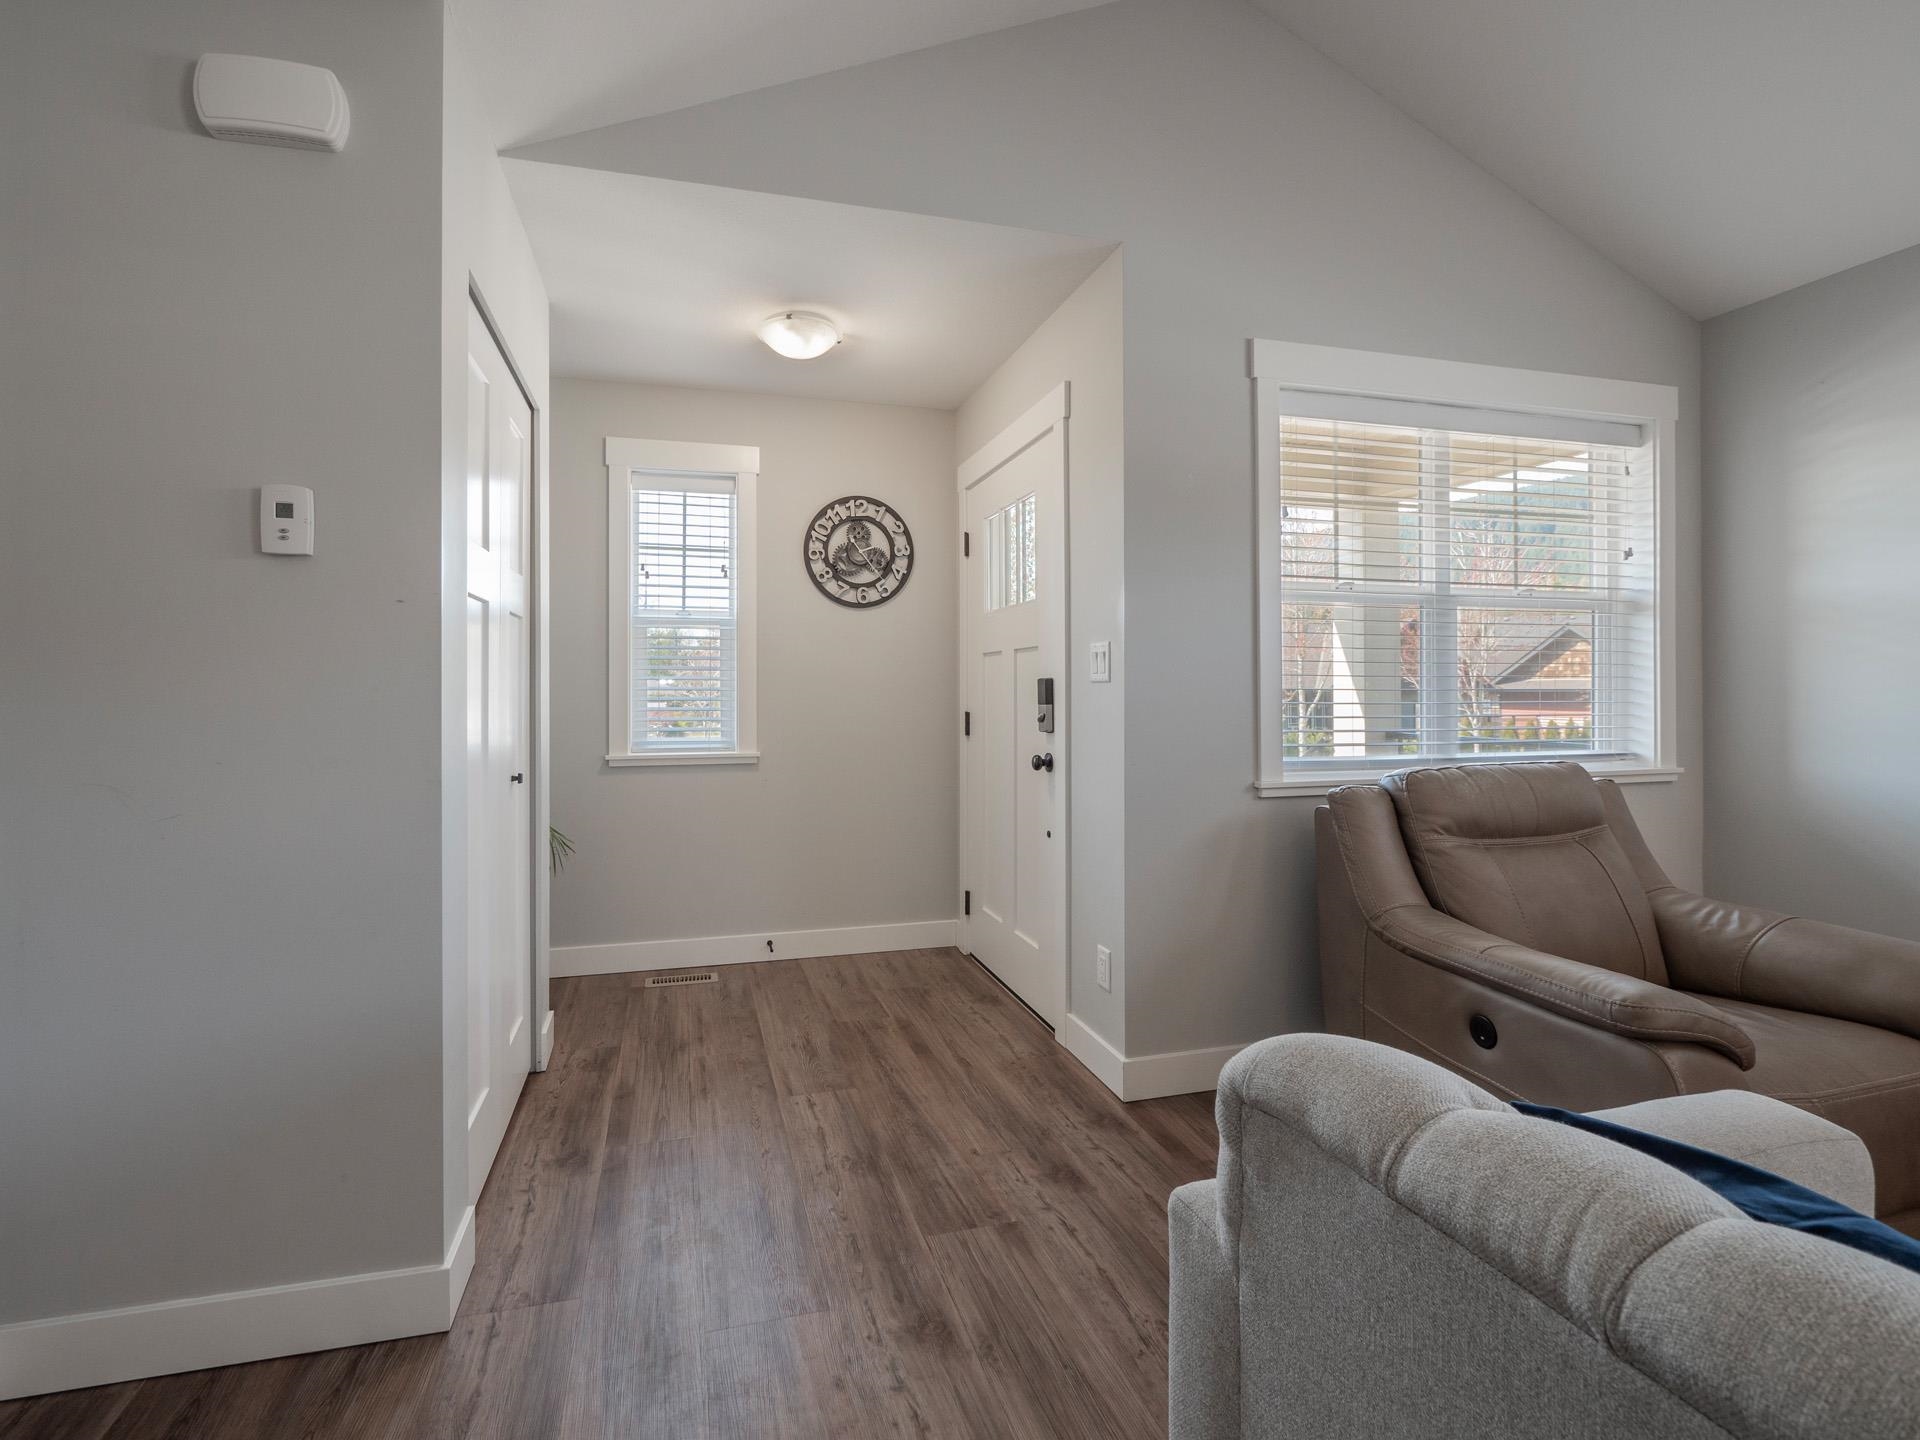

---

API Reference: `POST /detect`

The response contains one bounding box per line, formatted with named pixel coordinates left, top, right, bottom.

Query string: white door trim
left=958, top=383, right=1069, bottom=487
left=956, top=383, right=1070, bottom=1028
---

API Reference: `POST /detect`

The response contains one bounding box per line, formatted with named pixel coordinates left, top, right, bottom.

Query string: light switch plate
left=1089, top=641, right=1111, bottom=683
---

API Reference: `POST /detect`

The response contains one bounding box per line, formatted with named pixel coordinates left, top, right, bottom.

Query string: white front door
left=464, top=301, right=533, bottom=1198
left=959, top=387, right=1068, bottom=1029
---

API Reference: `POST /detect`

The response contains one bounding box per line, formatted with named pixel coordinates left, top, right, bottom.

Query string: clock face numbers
left=805, top=496, right=914, bottom=608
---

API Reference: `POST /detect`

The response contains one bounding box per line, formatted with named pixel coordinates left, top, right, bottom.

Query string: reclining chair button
left=1469, top=1014, right=1498, bottom=1050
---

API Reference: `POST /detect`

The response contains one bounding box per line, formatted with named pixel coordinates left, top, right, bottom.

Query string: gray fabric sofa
left=1169, top=1034, right=1920, bottom=1439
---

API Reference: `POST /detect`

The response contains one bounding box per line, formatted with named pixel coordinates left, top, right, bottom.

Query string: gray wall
left=956, top=254, right=1127, bottom=1048
left=550, top=380, right=958, bottom=949
left=1, top=1, right=448, bottom=1321
left=1703, top=242, right=1920, bottom=938
left=520, top=0, right=1703, bottom=1062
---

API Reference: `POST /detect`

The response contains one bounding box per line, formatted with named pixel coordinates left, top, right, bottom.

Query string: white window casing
left=1250, top=340, right=1680, bottom=797
left=605, top=436, right=759, bottom=767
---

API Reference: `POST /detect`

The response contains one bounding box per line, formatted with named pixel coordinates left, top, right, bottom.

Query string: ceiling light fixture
left=757, top=310, right=840, bottom=360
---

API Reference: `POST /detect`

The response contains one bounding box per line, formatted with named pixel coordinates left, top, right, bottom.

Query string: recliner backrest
left=1379, top=761, right=1667, bottom=984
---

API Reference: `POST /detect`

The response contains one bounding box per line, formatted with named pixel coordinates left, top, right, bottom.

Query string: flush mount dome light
left=758, top=310, right=840, bottom=360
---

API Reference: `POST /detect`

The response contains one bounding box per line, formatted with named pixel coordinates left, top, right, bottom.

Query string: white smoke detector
left=193, top=54, right=350, bottom=153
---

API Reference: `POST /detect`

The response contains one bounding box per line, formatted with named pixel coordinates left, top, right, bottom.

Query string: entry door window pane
left=985, top=493, right=1037, bottom=610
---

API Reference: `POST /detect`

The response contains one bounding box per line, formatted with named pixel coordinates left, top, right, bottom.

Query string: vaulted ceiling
left=455, top=0, right=1110, bottom=148
left=463, top=0, right=1920, bottom=320
left=1251, top=0, right=1920, bottom=317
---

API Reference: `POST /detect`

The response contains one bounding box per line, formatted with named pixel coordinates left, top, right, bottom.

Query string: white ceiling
left=1253, top=0, right=1920, bottom=318
left=456, top=0, right=1110, bottom=148
left=503, top=160, right=1113, bottom=408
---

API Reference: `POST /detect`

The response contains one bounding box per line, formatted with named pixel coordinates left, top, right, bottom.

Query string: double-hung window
left=606, top=437, right=759, bottom=766
left=1252, top=341, right=1677, bottom=794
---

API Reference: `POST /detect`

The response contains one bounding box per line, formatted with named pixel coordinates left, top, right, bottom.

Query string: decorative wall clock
left=804, top=495, right=914, bottom=608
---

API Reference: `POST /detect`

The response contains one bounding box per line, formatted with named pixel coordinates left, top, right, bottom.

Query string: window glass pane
left=985, top=492, right=1037, bottom=610
left=1456, top=608, right=1595, bottom=755
left=1276, top=410, right=1648, bottom=769
left=1281, top=601, right=1421, bottom=760
left=634, top=622, right=735, bottom=750
left=1447, top=433, right=1613, bottom=593
left=631, top=476, right=738, bottom=751
left=1279, top=418, right=1420, bottom=587
left=634, top=487, right=734, bottom=613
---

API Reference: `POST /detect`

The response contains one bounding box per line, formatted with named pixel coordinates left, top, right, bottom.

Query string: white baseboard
left=534, top=1008, right=555, bottom=1070
left=0, top=1206, right=475, bottom=1402
left=1119, top=1040, right=1248, bottom=1101
left=552, top=919, right=958, bottom=977
left=1060, top=1012, right=1127, bottom=1094
left=445, top=1203, right=476, bottom=1319
left=1059, top=1013, right=1249, bottom=1102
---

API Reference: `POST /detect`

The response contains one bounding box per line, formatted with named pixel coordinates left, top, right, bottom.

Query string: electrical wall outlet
left=1095, top=944, right=1112, bottom=991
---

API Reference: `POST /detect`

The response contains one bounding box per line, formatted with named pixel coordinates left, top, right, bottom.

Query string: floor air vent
left=646, top=971, right=719, bottom=987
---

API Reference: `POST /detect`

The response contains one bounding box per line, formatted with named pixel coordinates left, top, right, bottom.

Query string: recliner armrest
left=1650, top=888, right=1920, bottom=1042
left=1371, top=904, right=1756, bottom=1068
left=1168, top=1180, right=1240, bottom=1440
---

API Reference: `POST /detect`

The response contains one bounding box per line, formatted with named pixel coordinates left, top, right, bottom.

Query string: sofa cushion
left=1382, top=762, right=1667, bottom=983
left=1516, top=1102, right=1920, bottom=1277
left=1592, top=1091, right=1875, bottom=1215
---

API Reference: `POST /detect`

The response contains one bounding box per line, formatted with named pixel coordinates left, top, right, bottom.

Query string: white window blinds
left=1276, top=403, right=1656, bottom=769
left=628, top=473, right=738, bottom=753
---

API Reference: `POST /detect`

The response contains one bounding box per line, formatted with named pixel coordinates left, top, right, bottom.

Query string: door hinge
left=963, top=531, right=970, bottom=557
left=964, top=889, right=971, bottom=916
left=964, top=710, right=970, bottom=736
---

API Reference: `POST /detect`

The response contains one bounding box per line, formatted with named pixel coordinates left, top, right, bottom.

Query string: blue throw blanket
left=1514, top=1101, right=1920, bottom=1277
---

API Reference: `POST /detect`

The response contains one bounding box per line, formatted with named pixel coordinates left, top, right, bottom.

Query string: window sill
left=606, top=750, right=760, bottom=768
left=1253, top=763, right=1684, bottom=798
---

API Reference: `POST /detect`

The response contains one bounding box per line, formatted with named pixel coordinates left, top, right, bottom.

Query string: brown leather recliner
left=1317, top=760, right=1920, bottom=1236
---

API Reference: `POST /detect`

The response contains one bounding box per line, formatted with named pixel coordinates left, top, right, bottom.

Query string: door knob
left=510, top=772, right=525, bottom=784
left=1030, top=753, right=1053, bottom=772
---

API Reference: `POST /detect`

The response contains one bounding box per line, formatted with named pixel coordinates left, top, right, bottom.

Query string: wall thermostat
left=260, top=485, right=314, bottom=555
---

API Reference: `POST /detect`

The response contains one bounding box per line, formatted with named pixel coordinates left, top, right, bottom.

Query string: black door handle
left=510, top=772, right=525, bottom=784
left=1030, top=753, right=1053, bottom=772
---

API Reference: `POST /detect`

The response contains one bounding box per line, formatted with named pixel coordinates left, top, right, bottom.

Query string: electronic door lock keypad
left=1036, top=677, right=1055, bottom=734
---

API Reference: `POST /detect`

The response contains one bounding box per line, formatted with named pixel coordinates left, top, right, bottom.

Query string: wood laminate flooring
left=0, top=949, right=1218, bottom=1440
